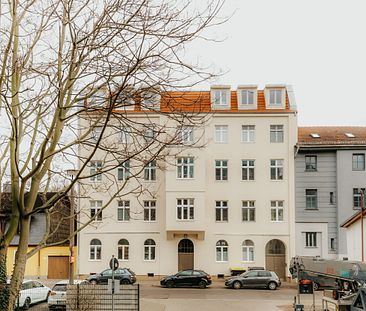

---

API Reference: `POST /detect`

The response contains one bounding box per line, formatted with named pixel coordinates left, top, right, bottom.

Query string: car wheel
left=198, top=281, right=207, bottom=289
left=121, top=279, right=130, bottom=285
left=22, top=297, right=31, bottom=310
left=166, top=280, right=174, bottom=288
left=313, top=282, right=319, bottom=291
left=90, top=280, right=97, bottom=285
left=268, top=282, right=277, bottom=290
left=232, top=281, right=242, bottom=290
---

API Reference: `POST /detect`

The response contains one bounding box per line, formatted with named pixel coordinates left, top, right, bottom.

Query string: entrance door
left=265, top=239, right=286, bottom=280
left=48, top=256, right=69, bottom=279
left=178, top=239, right=194, bottom=271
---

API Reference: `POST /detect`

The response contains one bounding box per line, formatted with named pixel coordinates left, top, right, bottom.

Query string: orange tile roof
left=298, top=127, right=366, bottom=146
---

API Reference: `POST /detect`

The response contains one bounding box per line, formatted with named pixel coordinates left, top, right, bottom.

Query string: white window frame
left=89, top=239, right=102, bottom=261
left=271, top=200, right=284, bottom=222
left=117, top=200, right=130, bottom=222
left=216, top=240, right=228, bottom=262
left=267, top=89, right=284, bottom=107
left=120, top=127, right=132, bottom=143
left=90, top=161, right=103, bottom=182
left=239, top=89, right=255, bottom=107
left=242, top=200, right=255, bottom=222
left=180, top=126, right=194, bottom=144
left=144, top=200, right=156, bottom=222
left=305, top=155, right=317, bottom=172
left=91, top=127, right=103, bottom=142
left=270, top=125, right=284, bottom=143
left=117, top=239, right=129, bottom=261
left=144, top=239, right=156, bottom=261
left=212, top=89, right=230, bottom=107
left=242, top=240, right=254, bottom=262
left=144, top=129, right=155, bottom=143
left=241, top=125, right=255, bottom=143
left=353, top=154, right=365, bottom=171
left=90, top=200, right=103, bottom=222
left=141, top=92, right=160, bottom=110
left=214, top=125, right=228, bottom=143
left=305, top=232, right=317, bottom=248
left=305, top=189, right=318, bottom=210
left=144, top=161, right=156, bottom=181
left=176, top=198, right=194, bottom=220
left=215, top=160, right=228, bottom=181
left=242, top=160, right=255, bottom=181
left=215, top=201, right=228, bottom=222
left=117, top=160, right=130, bottom=181
left=270, top=159, right=284, bottom=180
left=177, top=157, right=194, bottom=179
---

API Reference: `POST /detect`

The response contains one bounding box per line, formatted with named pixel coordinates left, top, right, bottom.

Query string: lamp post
left=359, top=188, right=365, bottom=262
left=66, top=169, right=78, bottom=285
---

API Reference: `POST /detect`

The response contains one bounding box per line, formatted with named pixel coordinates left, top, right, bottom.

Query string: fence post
left=76, top=283, right=80, bottom=311
left=137, top=284, right=140, bottom=311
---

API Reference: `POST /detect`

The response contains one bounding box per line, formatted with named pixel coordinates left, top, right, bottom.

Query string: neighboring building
left=78, top=84, right=298, bottom=279
left=0, top=192, right=74, bottom=279
left=295, top=127, right=366, bottom=259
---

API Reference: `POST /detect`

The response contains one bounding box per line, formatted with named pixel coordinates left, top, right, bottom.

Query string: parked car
left=48, top=279, right=89, bottom=310
left=225, top=270, right=281, bottom=290
left=13, top=279, right=51, bottom=310
left=87, top=268, right=136, bottom=285
left=160, top=269, right=212, bottom=288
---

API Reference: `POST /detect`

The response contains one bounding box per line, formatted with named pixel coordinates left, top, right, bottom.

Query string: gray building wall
left=337, top=150, right=366, bottom=256
left=295, top=151, right=337, bottom=256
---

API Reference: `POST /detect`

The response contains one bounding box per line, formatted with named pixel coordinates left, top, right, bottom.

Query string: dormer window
left=310, top=133, right=320, bottom=138
left=141, top=91, right=160, bottom=110
left=345, top=133, right=355, bottom=138
left=88, top=89, right=106, bottom=108
left=115, top=87, right=135, bottom=110
left=265, top=86, right=285, bottom=108
left=237, top=86, right=257, bottom=109
left=211, top=86, right=231, bottom=110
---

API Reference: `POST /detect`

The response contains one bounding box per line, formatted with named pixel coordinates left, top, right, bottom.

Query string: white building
left=77, top=84, right=298, bottom=279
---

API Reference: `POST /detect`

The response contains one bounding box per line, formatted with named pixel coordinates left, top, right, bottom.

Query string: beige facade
left=77, top=85, right=298, bottom=279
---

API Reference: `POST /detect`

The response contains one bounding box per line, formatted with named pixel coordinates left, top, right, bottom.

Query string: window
left=91, top=127, right=102, bottom=142
left=268, top=89, right=282, bottom=106
left=305, top=156, right=317, bottom=172
left=241, top=125, right=255, bottom=143
left=177, top=198, right=194, bottom=220
left=144, top=200, right=156, bottom=221
left=240, top=89, right=255, bottom=106
left=120, top=127, right=132, bottom=143
left=118, top=160, right=130, bottom=181
left=242, top=240, right=254, bottom=262
left=305, top=232, right=317, bottom=248
left=330, top=192, right=334, bottom=205
left=90, top=239, right=102, bottom=260
left=215, top=201, right=228, bottom=222
left=353, top=188, right=365, bottom=209
left=90, top=161, right=103, bottom=181
left=353, top=154, right=365, bottom=171
left=180, top=126, right=194, bottom=144
left=177, top=157, right=194, bottom=179
left=117, top=239, right=129, bottom=261
left=144, top=239, right=156, bottom=261
left=213, top=90, right=229, bottom=106
left=242, top=201, right=255, bottom=221
left=242, top=160, right=255, bottom=181
left=270, top=125, right=284, bottom=143
left=144, top=161, right=156, bottom=181
left=270, top=159, right=284, bottom=180
left=330, top=238, right=335, bottom=251
left=306, top=189, right=318, bottom=210
left=142, top=92, right=160, bottom=110
left=90, top=200, right=102, bottom=221
left=117, top=200, right=130, bottom=221
left=216, top=240, right=228, bottom=262
left=214, top=125, right=228, bottom=143
left=144, top=129, right=155, bottom=143
left=271, top=200, right=284, bottom=222
left=89, top=90, right=105, bottom=107
left=215, top=160, right=228, bottom=181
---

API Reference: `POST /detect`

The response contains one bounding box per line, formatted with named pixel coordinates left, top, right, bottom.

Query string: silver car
left=225, top=270, right=281, bottom=290
left=48, top=279, right=89, bottom=310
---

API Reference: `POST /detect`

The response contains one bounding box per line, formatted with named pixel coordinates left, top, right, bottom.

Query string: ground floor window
left=216, top=240, right=228, bottom=262
left=144, top=239, right=156, bottom=261
left=242, top=240, right=254, bottom=261
left=90, top=239, right=102, bottom=260
left=118, top=239, right=129, bottom=261
left=305, top=232, right=317, bottom=247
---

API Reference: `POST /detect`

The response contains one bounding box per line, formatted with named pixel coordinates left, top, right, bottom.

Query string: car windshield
left=53, top=284, right=67, bottom=292
left=126, top=269, right=135, bottom=275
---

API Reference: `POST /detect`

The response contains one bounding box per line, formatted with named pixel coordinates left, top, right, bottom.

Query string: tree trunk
left=7, top=217, right=30, bottom=311
left=0, top=241, right=9, bottom=310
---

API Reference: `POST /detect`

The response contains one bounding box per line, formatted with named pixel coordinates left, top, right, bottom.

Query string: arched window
left=90, top=239, right=101, bottom=260
left=118, top=239, right=129, bottom=261
left=242, top=240, right=254, bottom=262
left=216, top=240, right=228, bottom=262
left=144, top=239, right=156, bottom=261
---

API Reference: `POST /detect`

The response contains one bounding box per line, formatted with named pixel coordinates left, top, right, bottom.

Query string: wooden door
left=48, top=256, right=69, bottom=279
left=178, top=239, right=194, bottom=271
left=265, top=239, right=286, bottom=280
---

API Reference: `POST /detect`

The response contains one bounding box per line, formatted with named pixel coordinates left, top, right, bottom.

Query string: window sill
left=117, top=220, right=131, bottom=223
left=241, top=141, right=256, bottom=144
left=305, top=246, right=318, bottom=249
left=242, top=220, right=256, bottom=222
left=270, top=141, right=284, bottom=143
left=176, top=178, right=195, bottom=180
left=215, top=261, right=229, bottom=263
left=305, top=208, right=319, bottom=211
left=215, top=221, right=229, bottom=223
left=143, top=259, right=156, bottom=262
left=270, top=221, right=284, bottom=223
left=176, top=219, right=195, bottom=222
left=143, top=220, right=157, bottom=223
left=241, top=179, right=255, bottom=182
left=304, top=170, right=318, bottom=173
left=89, top=259, right=102, bottom=262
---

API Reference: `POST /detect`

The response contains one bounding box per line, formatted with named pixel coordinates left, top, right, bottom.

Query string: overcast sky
left=191, top=0, right=366, bottom=126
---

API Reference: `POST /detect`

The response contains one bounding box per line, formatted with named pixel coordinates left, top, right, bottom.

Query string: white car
left=16, top=279, right=51, bottom=309
left=48, top=279, right=89, bottom=310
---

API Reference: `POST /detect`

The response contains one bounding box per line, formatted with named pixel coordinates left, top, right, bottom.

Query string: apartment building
left=77, top=84, right=298, bottom=279
left=295, top=127, right=366, bottom=258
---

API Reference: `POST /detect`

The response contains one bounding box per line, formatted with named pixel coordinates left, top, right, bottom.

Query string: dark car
left=87, top=268, right=136, bottom=285
left=160, top=269, right=212, bottom=288
left=225, top=270, right=281, bottom=290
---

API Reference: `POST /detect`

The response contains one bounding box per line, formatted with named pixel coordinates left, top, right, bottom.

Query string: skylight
left=310, top=133, right=320, bottom=138
left=345, top=133, right=355, bottom=138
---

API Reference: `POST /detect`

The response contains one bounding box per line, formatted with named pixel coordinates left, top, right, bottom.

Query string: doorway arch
left=178, top=239, right=194, bottom=271
left=265, top=239, right=286, bottom=280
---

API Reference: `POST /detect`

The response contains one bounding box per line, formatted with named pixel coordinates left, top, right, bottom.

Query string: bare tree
left=0, top=0, right=225, bottom=309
